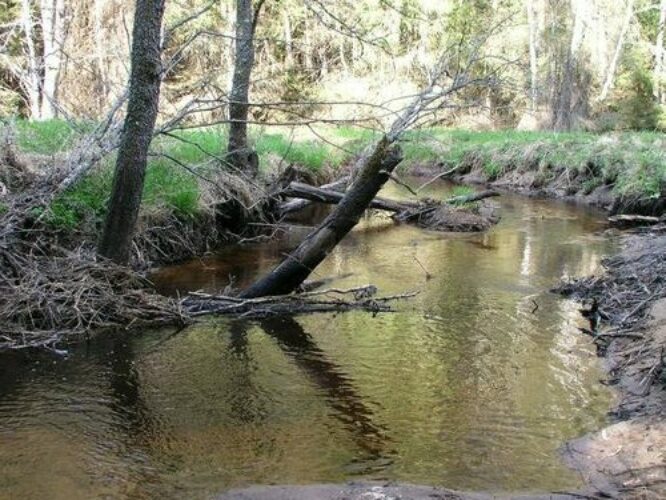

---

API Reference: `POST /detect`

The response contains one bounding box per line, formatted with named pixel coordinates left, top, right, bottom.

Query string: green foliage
left=618, top=66, right=662, bottom=131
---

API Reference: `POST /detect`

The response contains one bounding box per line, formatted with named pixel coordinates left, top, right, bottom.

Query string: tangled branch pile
left=0, top=190, right=413, bottom=351
left=555, top=230, right=666, bottom=330
left=554, top=229, right=666, bottom=404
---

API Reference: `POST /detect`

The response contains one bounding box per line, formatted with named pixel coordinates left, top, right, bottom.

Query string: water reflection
left=0, top=184, right=618, bottom=499
left=259, top=316, right=391, bottom=464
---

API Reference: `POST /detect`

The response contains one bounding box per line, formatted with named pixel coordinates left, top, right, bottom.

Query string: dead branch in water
left=182, top=285, right=418, bottom=318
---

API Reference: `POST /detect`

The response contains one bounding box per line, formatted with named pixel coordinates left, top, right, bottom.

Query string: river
left=0, top=183, right=617, bottom=499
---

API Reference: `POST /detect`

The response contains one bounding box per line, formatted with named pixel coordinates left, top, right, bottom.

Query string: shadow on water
left=258, top=316, right=392, bottom=466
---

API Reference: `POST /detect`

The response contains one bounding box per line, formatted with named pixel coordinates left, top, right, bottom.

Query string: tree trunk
left=240, top=137, right=403, bottom=298
left=597, top=0, right=634, bottom=103
left=19, top=0, right=41, bottom=119
left=227, top=0, right=263, bottom=174
left=97, top=0, right=166, bottom=265
left=552, top=0, right=587, bottom=131
left=656, top=0, right=666, bottom=102
left=39, top=0, right=67, bottom=120
left=283, top=10, right=293, bottom=66
left=526, top=0, right=539, bottom=111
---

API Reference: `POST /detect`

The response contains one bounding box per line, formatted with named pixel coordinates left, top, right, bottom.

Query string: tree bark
left=279, top=177, right=350, bottom=216
left=526, top=0, right=539, bottom=111
left=597, top=0, right=634, bottom=103
left=240, top=137, right=403, bottom=298
left=97, top=0, right=166, bottom=264
left=227, top=0, right=264, bottom=174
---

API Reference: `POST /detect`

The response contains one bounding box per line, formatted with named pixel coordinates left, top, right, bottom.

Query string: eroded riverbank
left=557, top=229, right=666, bottom=498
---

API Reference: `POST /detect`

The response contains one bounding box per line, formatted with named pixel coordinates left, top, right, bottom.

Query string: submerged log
left=445, top=189, right=500, bottom=205
left=240, top=136, right=403, bottom=298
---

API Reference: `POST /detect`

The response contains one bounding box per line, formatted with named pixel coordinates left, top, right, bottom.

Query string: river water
left=0, top=183, right=617, bottom=499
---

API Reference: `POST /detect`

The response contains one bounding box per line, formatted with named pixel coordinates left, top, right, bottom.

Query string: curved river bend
left=0, top=184, right=616, bottom=499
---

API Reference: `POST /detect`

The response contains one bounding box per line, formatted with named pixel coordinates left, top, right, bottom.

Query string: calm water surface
left=0, top=183, right=617, bottom=499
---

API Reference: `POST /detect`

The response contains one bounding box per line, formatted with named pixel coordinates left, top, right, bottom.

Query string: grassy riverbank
left=8, top=120, right=666, bottom=230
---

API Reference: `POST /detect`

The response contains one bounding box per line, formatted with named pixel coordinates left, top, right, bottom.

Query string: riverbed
left=0, top=184, right=618, bottom=499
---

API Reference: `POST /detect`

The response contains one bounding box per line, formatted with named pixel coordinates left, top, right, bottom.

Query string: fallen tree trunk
left=240, top=136, right=403, bottom=298
left=280, top=177, right=350, bottom=216
left=280, top=181, right=420, bottom=214
left=280, top=183, right=498, bottom=215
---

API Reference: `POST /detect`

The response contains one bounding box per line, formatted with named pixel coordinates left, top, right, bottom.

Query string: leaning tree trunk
left=97, top=0, right=166, bottom=265
left=240, top=137, right=403, bottom=298
left=227, top=0, right=263, bottom=175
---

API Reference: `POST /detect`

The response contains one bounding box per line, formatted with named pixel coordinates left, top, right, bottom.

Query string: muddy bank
left=555, top=229, right=666, bottom=497
left=409, top=162, right=665, bottom=216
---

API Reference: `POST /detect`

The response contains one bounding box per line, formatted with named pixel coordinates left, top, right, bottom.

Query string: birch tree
left=551, top=0, right=589, bottom=130
left=597, top=0, right=635, bottom=103
left=656, top=0, right=666, bottom=102
left=39, top=0, right=67, bottom=119
left=526, top=0, right=539, bottom=111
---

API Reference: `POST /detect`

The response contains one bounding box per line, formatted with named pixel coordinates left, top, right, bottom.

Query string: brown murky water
left=0, top=183, right=616, bottom=499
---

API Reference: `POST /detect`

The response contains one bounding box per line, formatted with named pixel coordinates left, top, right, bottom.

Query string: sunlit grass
left=11, top=120, right=666, bottom=229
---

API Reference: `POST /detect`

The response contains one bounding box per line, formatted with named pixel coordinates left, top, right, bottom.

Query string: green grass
left=11, top=120, right=666, bottom=229
left=13, top=119, right=91, bottom=154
